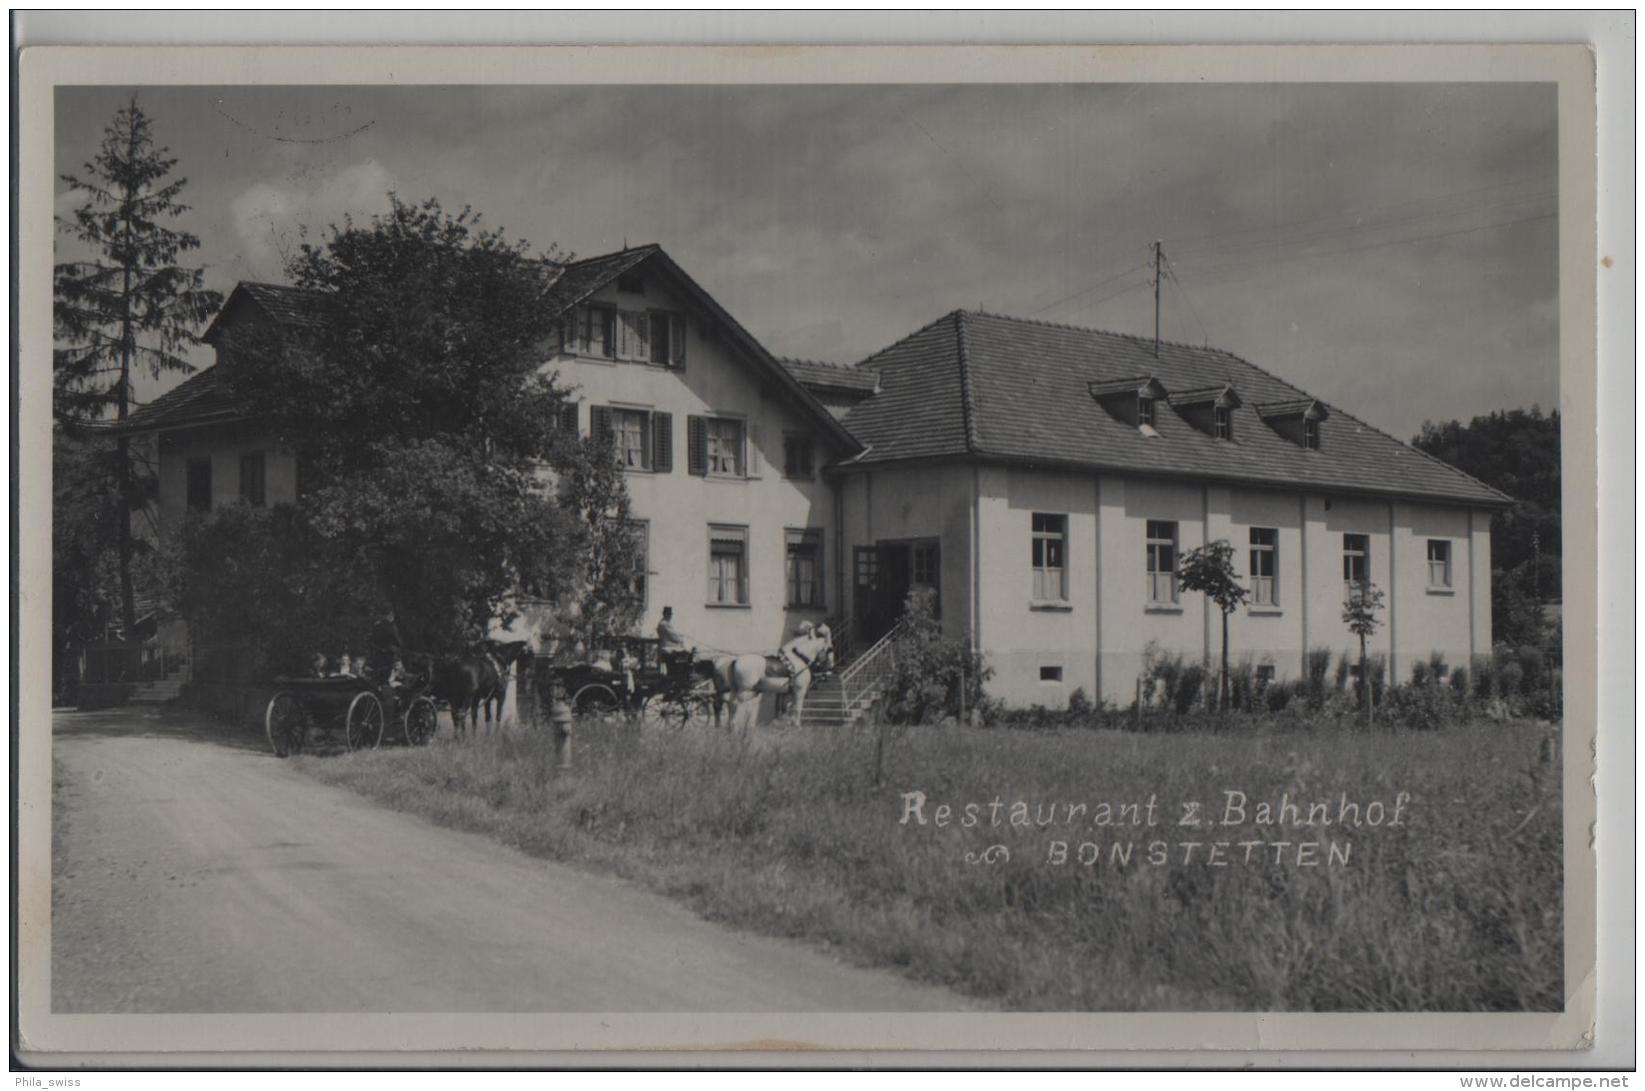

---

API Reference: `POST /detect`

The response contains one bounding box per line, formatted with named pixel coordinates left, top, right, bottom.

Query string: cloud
left=229, top=158, right=396, bottom=278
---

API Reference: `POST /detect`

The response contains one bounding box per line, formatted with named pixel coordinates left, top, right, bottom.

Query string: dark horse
left=428, top=641, right=531, bottom=737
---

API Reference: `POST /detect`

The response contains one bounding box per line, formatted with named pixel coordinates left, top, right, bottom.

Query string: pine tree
left=54, top=96, right=221, bottom=638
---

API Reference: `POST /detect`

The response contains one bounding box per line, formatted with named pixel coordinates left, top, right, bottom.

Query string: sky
left=55, top=82, right=1559, bottom=440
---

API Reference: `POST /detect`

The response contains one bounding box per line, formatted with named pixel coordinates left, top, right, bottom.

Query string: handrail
left=837, top=617, right=910, bottom=717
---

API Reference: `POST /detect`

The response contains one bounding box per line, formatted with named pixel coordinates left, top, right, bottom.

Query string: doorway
left=854, top=538, right=940, bottom=645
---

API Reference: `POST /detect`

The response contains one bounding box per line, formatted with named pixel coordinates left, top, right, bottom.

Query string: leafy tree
left=1414, top=408, right=1560, bottom=646
left=54, top=96, right=221, bottom=638
left=1342, top=582, right=1386, bottom=726
left=52, top=431, right=124, bottom=699
left=207, top=196, right=627, bottom=658
left=1177, top=539, right=1249, bottom=711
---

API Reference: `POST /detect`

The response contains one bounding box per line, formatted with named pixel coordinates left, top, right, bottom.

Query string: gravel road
left=51, top=707, right=963, bottom=1013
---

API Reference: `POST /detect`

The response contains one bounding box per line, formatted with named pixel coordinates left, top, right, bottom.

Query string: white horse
left=711, top=626, right=834, bottom=730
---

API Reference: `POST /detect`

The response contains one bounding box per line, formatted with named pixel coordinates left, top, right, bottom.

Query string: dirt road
left=51, top=707, right=963, bottom=1013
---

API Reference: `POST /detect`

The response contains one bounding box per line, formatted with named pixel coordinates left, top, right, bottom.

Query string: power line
left=1173, top=189, right=1555, bottom=265
left=1163, top=173, right=1558, bottom=254
left=1175, top=210, right=1557, bottom=286
left=1029, top=259, right=1150, bottom=317
left=1163, top=257, right=1210, bottom=348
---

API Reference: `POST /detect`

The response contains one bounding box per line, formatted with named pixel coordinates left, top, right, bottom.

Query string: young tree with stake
left=1176, top=539, right=1249, bottom=711
left=55, top=96, right=221, bottom=639
left=1342, top=582, right=1386, bottom=726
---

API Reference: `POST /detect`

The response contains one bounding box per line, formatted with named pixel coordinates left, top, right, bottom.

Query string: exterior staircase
left=797, top=618, right=908, bottom=729
left=128, top=654, right=192, bottom=705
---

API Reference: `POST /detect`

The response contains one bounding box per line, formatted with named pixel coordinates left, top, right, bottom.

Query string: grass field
left=298, top=716, right=1563, bottom=1011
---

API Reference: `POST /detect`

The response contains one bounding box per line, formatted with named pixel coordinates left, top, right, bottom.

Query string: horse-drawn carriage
left=263, top=669, right=439, bottom=758
left=550, top=636, right=721, bottom=728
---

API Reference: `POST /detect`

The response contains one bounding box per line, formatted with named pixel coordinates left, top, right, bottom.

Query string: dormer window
left=1170, top=382, right=1241, bottom=440
left=1256, top=398, right=1328, bottom=449
left=1089, top=375, right=1170, bottom=433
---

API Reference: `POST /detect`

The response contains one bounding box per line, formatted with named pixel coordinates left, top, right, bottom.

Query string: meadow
left=298, top=715, right=1563, bottom=1011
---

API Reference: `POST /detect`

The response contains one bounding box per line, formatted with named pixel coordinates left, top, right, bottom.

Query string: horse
left=429, top=640, right=530, bottom=737
left=710, top=627, right=835, bottom=730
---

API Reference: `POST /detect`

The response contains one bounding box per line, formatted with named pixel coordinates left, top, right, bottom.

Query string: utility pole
left=1153, top=239, right=1163, bottom=358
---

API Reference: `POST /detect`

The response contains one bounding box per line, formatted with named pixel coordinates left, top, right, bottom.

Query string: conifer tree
left=55, top=96, right=221, bottom=637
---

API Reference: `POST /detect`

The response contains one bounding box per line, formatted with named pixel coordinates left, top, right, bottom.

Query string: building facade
left=122, top=246, right=1506, bottom=708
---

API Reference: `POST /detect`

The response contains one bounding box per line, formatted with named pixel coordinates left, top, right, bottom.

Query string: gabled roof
left=840, top=310, right=1509, bottom=508
left=1088, top=375, right=1170, bottom=401
left=779, top=356, right=880, bottom=397
left=1172, top=383, right=1243, bottom=409
left=118, top=366, right=237, bottom=432
left=1256, top=397, right=1329, bottom=420
left=201, top=281, right=326, bottom=344
left=551, top=245, right=860, bottom=453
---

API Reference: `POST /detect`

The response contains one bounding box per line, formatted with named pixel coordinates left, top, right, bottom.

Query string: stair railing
left=837, top=617, right=910, bottom=720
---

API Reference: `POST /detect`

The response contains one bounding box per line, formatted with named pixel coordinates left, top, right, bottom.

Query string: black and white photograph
left=15, top=37, right=1614, bottom=1065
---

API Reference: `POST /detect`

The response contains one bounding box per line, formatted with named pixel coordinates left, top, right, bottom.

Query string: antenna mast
left=1153, top=239, right=1163, bottom=357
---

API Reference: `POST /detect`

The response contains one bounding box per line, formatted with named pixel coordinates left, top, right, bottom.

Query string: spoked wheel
left=401, top=695, right=438, bottom=747
left=264, top=691, right=307, bottom=758
left=572, top=683, right=622, bottom=726
left=345, top=691, right=385, bottom=751
left=638, top=693, right=673, bottom=729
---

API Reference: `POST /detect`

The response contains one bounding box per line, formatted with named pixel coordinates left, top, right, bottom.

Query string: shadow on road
left=52, top=705, right=273, bottom=756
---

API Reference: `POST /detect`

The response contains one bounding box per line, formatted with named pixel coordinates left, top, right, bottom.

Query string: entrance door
left=854, top=539, right=940, bottom=645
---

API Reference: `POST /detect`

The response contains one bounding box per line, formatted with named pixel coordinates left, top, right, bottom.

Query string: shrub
left=1428, top=651, right=1450, bottom=682
left=1173, top=662, right=1207, bottom=715
left=1334, top=653, right=1351, bottom=693
left=1410, top=659, right=1431, bottom=687
left=1227, top=656, right=1256, bottom=712
left=1449, top=666, right=1470, bottom=697
left=1304, top=647, right=1334, bottom=703
left=1067, top=686, right=1094, bottom=717
left=882, top=587, right=991, bottom=724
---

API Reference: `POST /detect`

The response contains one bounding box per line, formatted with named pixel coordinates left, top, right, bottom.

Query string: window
left=785, top=528, right=824, bottom=608
left=1304, top=417, right=1321, bottom=450
left=1137, top=395, right=1156, bottom=429
left=186, top=457, right=212, bottom=512
left=576, top=304, right=617, bottom=358
left=238, top=451, right=266, bottom=507
left=708, top=525, right=749, bottom=606
left=1039, top=666, right=1063, bottom=683
left=1214, top=405, right=1233, bottom=440
left=705, top=417, right=744, bottom=476
left=1248, top=527, right=1277, bottom=606
left=1343, top=533, right=1370, bottom=597
left=593, top=407, right=672, bottom=472
left=1146, top=520, right=1178, bottom=604
left=912, top=541, right=939, bottom=589
left=1031, top=513, right=1068, bottom=601
left=628, top=520, right=650, bottom=607
left=647, top=310, right=672, bottom=364
left=613, top=408, right=650, bottom=470
left=783, top=434, right=815, bottom=478
left=1427, top=539, right=1452, bottom=589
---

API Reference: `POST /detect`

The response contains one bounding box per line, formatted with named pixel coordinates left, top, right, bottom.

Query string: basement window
left=1039, top=666, right=1063, bottom=683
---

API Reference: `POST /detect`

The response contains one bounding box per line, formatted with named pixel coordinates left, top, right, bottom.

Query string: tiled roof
left=120, top=365, right=236, bottom=431
left=239, top=282, right=326, bottom=329
left=543, top=246, right=659, bottom=316
left=778, top=356, right=879, bottom=396
left=841, top=310, right=1509, bottom=508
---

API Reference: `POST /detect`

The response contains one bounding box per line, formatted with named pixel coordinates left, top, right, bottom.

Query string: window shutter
left=745, top=422, right=762, bottom=478
left=671, top=314, right=687, bottom=367
left=633, top=311, right=650, bottom=361
left=590, top=405, right=613, bottom=448
left=652, top=412, right=673, bottom=473
left=558, top=402, right=580, bottom=434
left=687, top=415, right=707, bottom=476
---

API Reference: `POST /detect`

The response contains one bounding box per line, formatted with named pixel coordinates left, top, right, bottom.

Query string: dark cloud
left=56, top=81, right=1557, bottom=436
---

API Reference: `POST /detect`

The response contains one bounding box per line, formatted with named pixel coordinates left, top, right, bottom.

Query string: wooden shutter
left=670, top=314, right=687, bottom=367
left=590, top=405, right=613, bottom=448
left=652, top=412, right=673, bottom=473
left=745, top=422, right=762, bottom=477
left=687, top=415, right=707, bottom=476
left=558, top=402, right=580, bottom=434
left=633, top=311, right=650, bottom=361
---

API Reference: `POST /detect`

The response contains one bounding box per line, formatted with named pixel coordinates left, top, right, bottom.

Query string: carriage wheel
left=572, top=683, right=622, bottom=724
left=264, top=691, right=307, bottom=758
left=638, top=694, right=672, bottom=729
left=346, top=692, right=385, bottom=751
left=402, top=696, right=438, bottom=747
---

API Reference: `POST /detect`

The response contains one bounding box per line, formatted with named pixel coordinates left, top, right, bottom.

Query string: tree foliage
left=1413, top=407, right=1560, bottom=646
left=190, top=196, right=638, bottom=660
left=53, top=95, right=220, bottom=649
left=1177, top=538, right=1248, bottom=710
